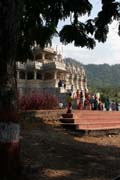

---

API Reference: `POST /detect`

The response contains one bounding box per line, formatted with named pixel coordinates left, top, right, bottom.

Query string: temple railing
left=16, top=62, right=26, bottom=70
left=17, top=61, right=43, bottom=70
left=43, top=62, right=66, bottom=71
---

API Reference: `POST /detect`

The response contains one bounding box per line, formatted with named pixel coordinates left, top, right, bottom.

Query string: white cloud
left=52, top=34, right=120, bottom=65
left=107, top=22, right=120, bottom=49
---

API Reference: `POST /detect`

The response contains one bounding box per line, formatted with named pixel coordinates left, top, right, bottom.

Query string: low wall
left=19, top=109, right=66, bottom=123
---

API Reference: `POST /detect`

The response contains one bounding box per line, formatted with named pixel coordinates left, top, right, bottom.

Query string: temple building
left=16, top=47, right=88, bottom=102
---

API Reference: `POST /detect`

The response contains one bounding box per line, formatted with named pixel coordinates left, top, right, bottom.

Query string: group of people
left=66, top=89, right=119, bottom=113
left=73, top=89, right=104, bottom=111
left=104, top=99, right=119, bottom=111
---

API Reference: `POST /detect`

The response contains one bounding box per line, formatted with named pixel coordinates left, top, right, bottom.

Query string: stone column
left=76, top=75, right=79, bottom=90
left=17, top=70, right=19, bottom=80
left=42, top=73, right=44, bottom=81
left=74, top=75, right=77, bottom=90
left=84, top=77, right=88, bottom=90
left=25, top=72, right=27, bottom=80
left=80, top=77, right=84, bottom=90
left=80, top=75, right=83, bottom=89
left=71, top=74, right=74, bottom=85
left=34, top=70, right=37, bottom=80
left=42, top=52, right=45, bottom=62
left=54, top=70, right=58, bottom=87
left=77, top=75, right=80, bottom=90
left=54, top=70, right=57, bottom=79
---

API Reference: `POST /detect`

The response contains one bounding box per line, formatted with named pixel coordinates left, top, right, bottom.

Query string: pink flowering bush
left=18, top=92, right=59, bottom=110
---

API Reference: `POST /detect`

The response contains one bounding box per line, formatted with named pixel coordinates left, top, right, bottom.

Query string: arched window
left=35, top=53, right=42, bottom=60
left=37, top=71, right=42, bottom=80
left=44, top=72, right=54, bottom=80
left=19, top=70, right=25, bottom=79
left=45, top=54, right=54, bottom=61
left=27, top=71, right=34, bottom=80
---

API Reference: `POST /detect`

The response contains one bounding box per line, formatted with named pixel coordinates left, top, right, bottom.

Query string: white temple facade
left=16, top=47, right=87, bottom=100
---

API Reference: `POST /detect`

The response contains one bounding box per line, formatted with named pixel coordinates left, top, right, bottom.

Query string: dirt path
left=21, top=119, right=120, bottom=180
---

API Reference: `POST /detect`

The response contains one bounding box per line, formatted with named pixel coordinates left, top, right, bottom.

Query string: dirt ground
left=20, top=117, right=120, bottom=180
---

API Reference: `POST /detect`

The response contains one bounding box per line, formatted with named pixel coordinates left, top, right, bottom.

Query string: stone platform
left=60, top=111, right=120, bottom=136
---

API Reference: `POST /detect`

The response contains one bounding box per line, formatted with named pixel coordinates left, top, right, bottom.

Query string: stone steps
left=60, top=118, right=120, bottom=124
left=60, top=111, right=120, bottom=135
left=76, top=123, right=120, bottom=130
left=60, top=118, right=74, bottom=123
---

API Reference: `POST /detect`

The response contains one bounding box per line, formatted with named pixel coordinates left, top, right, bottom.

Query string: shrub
left=18, top=92, right=59, bottom=110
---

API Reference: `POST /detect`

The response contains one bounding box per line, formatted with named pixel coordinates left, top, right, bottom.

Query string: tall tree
left=0, top=1, right=94, bottom=179
left=0, top=1, right=22, bottom=179
left=0, top=0, right=120, bottom=179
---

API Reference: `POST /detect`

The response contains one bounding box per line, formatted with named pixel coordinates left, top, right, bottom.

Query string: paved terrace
left=60, top=111, right=120, bottom=136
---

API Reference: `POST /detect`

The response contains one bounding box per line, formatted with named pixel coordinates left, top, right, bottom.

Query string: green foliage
left=94, top=1, right=120, bottom=43
left=65, top=59, right=120, bottom=89
left=84, top=64, right=120, bottom=101
left=88, top=86, right=120, bottom=103
left=1, top=0, right=120, bottom=62
left=59, top=23, right=96, bottom=49
left=65, top=58, right=120, bottom=101
left=17, top=0, right=94, bottom=60
left=84, top=64, right=120, bottom=88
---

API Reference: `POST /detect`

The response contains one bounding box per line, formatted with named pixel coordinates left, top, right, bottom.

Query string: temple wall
left=17, top=47, right=88, bottom=104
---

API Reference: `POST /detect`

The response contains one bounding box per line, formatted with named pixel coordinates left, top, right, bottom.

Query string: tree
left=60, top=0, right=120, bottom=46
left=0, top=1, right=22, bottom=179
left=0, top=0, right=120, bottom=179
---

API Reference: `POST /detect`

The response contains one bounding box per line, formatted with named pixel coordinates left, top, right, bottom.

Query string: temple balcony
left=55, top=61, right=66, bottom=71
left=43, top=62, right=66, bottom=71
left=44, top=47, right=57, bottom=54
left=26, top=61, right=43, bottom=70
left=16, top=62, right=26, bottom=70
left=34, top=61, right=43, bottom=69
left=17, top=61, right=43, bottom=70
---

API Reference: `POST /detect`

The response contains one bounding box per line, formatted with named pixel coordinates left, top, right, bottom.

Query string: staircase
left=60, top=111, right=120, bottom=136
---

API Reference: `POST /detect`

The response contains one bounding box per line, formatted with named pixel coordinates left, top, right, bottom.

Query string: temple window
left=35, top=53, right=42, bottom=60
left=45, top=54, right=54, bottom=61
left=27, top=71, right=34, bottom=80
left=19, top=70, right=25, bottom=79
left=83, top=79, right=86, bottom=82
left=37, top=71, right=42, bottom=80
left=74, top=75, right=77, bottom=80
left=44, top=72, right=54, bottom=80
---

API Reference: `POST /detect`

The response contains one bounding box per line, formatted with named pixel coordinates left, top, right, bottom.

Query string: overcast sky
left=52, top=0, right=120, bottom=65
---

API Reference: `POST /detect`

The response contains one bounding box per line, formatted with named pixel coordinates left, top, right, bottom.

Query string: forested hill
left=83, top=64, right=120, bottom=88
left=64, top=58, right=120, bottom=88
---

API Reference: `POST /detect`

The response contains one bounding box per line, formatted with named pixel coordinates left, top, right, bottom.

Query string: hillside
left=64, top=58, right=120, bottom=88
left=84, top=64, right=120, bottom=88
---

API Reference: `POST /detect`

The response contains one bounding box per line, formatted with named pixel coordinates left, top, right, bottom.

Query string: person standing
left=111, top=101, right=116, bottom=111
left=90, top=95, right=95, bottom=110
left=115, top=101, right=119, bottom=111
left=98, top=100, right=103, bottom=111
left=79, top=90, right=84, bottom=110
left=66, top=92, right=73, bottom=113
left=105, top=98, right=110, bottom=111
left=93, top=96, right=99, bottom=110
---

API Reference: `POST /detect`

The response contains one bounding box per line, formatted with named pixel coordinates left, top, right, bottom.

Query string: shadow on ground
left=20, top=111, right=120, bottom=180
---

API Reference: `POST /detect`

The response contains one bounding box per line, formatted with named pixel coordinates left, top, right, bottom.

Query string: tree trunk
left=0, top=1, right=21, bottom=179
left=0, top=62, right=21, bottom=179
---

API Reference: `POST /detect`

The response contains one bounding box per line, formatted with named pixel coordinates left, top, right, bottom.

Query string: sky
left=52, top=0, right=120, bottom=65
